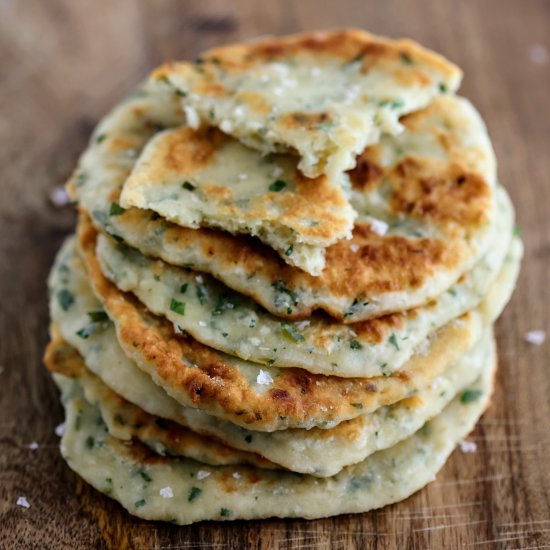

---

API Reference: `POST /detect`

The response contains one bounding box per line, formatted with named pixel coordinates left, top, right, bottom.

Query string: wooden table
left=1, top=0, right=549, bottom=548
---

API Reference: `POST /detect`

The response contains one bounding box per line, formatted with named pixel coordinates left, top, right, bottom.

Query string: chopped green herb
left=212, top=294, right=237, bottom=316
left=75, top=171, right=88, bottom=187
left=196, top=284, right=208, bottom=305
left=389, top=333, right=400, bottom=351
left=182, top=181, right=196, bottom=191
left=266, top=359, right=275, bottom=367
left=109, top=202, right=126, bottom=216
left=188, top=486, right=202, bottom=502
left=170, top=298, right=186, bottom=315
left=351, top=403, right=364, bottom=409
left=439, top=82, right=448, bottom=93
left=134, top=499, right=146, bottom=508
left=74, top=414, right=81, bottom=430
left=269, top=180, right=287, bottom=192
left=180, top=283, right=188, bottom=294
left=513, top=225, right=522, bottom=237
left=285, top=246, right=293, bottom=256
left=271, top=280, right=298, bottom=306
left=460, top=389, right=483, bottom=404
left=95, top=133, right=107, bottom=144
left=156, top=74, right=170, bottom=85
left=400, top=52, right=413, bottom=65
left=281, top=322, right=305, bottom=342
left=139, top=470, right=152, bottom=483
left=220, top=508, right=233, bottom=517
left=346, top=51, right=365, bottom=65
left=57, top=289, right=75, bottom=311
left=174, top=88, right=187, bottom=97
left=87, top=309, right=109, bottom=322
left=379, top=99, right=405, bottom=109
left=105, top=477, right=112, bottom=484
left=244, top=435, right=253, bottom=443
left=76, top=323, right=98, bottom=339
left=350, top=339, right=363, bottom=350
left=85, top=436, right=94, bottom=449
left=447, top=288, right=458, bottom=297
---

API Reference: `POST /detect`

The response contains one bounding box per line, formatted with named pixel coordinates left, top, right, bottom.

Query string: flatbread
left=68, top=90, right=501, bottom=322
left=49, top=234, right=481, bottom=431
left=58, top=347, right=495, bottom=524
left=48, top=235, right=520, bottom=476
left=94, top=190, right=513, bottom=376
left=152, top=29, right=462, bottom=178
left=46, top=341, right=277, bottom=470
left=46, top=327, right=492, bottom=477
left=120, top=126, right=355, bottom=275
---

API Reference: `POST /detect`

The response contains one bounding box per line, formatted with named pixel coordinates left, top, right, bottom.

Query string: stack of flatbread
left=44, top=29, right=522, bottom=524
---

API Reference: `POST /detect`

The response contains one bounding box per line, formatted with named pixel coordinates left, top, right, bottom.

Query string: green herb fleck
left=513, top=225, right=522, bottom=237
left=76, top=324, right=97, bottom=339
left=85, top=436, right=94, bottom=449
left=271, top=280, right=298, bottom=306
left=180, top=283, right=188, bottom=294
left=244, top=435, right=253, bottom=443
left=87, top=309, right=109, bottom=322
left=346, top=51, right=365, bottom=65
left=95, top=133, right=107, bottom=144
left=170, top=299, right=186, bottom=315
left=389, top=333, right=400, bottom=351
left=135, top=499, right=146, bottom=508
left=269, top=180, right=287, bottom=192
left=196, top=284, right=208, bottom=305
left=175, top=88, right=187, bottom=97
left=351, top=403, right=364, bottom=409
left=75, top=171, right=88, bottom=187
left=109, top=202, right=126, bottom=216
left=350, top=339, right=363, bottom=350
left=447, top=288, right=457, bottom=297
left=281, top=322, right=305, bottom=342
left=460, top=389, right=483, bottom=404
left=188, top=486, right=202, bottom=502
left=182, top=181, right=196, bottom=191
left=285, top=246, right=293, bottom=256
left=57, top=289, right=75, bottom=311
left=266, top=359, right=275, bottom=367
left=400, top=52, right=413, bottom=65
left=139, top=470, right=152, bottom=483
left=439, top=82, right=448, bottom=93
left=220, top=508, right=233, bottom=517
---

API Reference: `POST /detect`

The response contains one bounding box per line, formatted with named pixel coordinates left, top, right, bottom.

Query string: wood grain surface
left=1, top=1, right=549, bottom=548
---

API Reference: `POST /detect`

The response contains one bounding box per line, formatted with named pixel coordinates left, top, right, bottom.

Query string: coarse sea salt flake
left=370, top=219, right=389, bottom=236
left=198, top=321, right=207, bottom=327
left=460, top=440, right=477, bottom=453
left=195, top=275, right=204, bottom=284
left=197, top=470, right=210, bottom=480
left=295, top=320, right=311, bottom=330
left=49, top=186, right=71, bottom=208
left=232, top=472, right=241, bottom=479
left=184, top=106, right=200, bottom=129
left=55, top=422, right=65, bottom=437
left=524, top=330, right=546, bottom=345
left=17, top=496, right=30, bottom=509
left=28, top=441, right=39, bottom=450
left=220, top=119, right=234, bottom=133
left=159, top=486, right=174, bottom=499
left=350, top=244, right=359, bottom=253
left=256, top=370, right=273, bottom=385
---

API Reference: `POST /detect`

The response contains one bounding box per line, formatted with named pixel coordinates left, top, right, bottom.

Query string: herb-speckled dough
left=49, top=234, right=482, bottom=432
left=47, top=234, right=519, bottom=475
left=95, top=189, right=513, bottom=376
left=57, top=347, right=495, bottom=524
left=120, top=126, right=356, bottom=275
left=154, top=29, right=462, bottom=178
left=68, top=84, right=501, bottom=323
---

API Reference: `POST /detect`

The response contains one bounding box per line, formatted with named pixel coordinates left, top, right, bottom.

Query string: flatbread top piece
left=58, top=351, right=494, bottom=524
left=120, top=126, right=355, bottom=275
left=153, top=28, right=462, bottom=178
left=69, top=89, right=498, bottom=322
